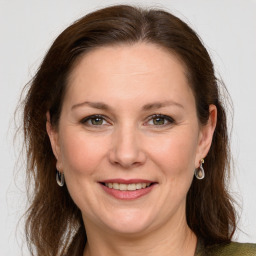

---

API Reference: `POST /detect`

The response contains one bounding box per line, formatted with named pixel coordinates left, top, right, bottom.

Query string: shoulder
left=196, top=240, right=256, bottom=256
left=205, top=242, right=256, bottom=256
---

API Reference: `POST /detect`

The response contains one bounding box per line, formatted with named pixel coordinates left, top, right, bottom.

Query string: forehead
left=69, top=42, right=187, bottom=80
left=65, top=42, right=194, bottom=107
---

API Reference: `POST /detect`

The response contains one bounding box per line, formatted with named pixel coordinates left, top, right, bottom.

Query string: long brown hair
left=22, top=5, right=236, bottom=256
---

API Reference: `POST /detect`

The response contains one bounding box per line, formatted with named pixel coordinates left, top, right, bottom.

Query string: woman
left=22, top=4, right=256, bottom=256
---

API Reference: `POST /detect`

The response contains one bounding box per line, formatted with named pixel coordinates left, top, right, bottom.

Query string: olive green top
left=65, top=237, right=256, bottom=255
left=195, top=239, right=256, bottom=256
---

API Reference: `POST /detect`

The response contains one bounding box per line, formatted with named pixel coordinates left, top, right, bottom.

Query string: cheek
left=59, top=129, right=107, bottom=176
left=146, top=129, right=199, bottom=178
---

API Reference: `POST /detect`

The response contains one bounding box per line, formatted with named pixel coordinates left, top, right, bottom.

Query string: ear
left=195, top=104, right=217, bottom=167
left=46, top=112, right=63, bottom=171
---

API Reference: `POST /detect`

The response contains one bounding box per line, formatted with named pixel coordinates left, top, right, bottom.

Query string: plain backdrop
left=1, top=0, right=255, bottom=255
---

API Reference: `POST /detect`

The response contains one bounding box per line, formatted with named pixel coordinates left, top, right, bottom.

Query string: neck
left=83, top=214, right=197, bottom=256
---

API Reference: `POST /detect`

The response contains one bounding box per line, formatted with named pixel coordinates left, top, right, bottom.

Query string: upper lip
left=99, top=179, right=156, bottom=184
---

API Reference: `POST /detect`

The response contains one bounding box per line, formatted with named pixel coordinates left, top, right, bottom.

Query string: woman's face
left=48, top=43, right=216, bottom=236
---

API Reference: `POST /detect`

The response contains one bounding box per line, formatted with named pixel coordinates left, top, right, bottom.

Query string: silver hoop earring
left=195, top=159, right=205, bottom=180
left=56, top=170, right=65, bottom=186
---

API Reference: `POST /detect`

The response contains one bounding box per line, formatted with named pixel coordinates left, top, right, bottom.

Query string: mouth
left=102, top=182, right=152, bottom=191
left=99, top=179, right=157, bottom=200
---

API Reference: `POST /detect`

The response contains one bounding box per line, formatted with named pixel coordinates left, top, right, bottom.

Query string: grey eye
left=81, top=115, right=108, bottom=126
left=152, top=117, right=166, bottom=125
left=147, top=114, right=174, bottom=126
left=90, top=117, right=104, bottom=125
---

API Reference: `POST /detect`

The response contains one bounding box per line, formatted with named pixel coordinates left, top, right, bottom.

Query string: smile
left=99, top=179, right=157, bottom=200
left=104, top=182, right=151, bottom=191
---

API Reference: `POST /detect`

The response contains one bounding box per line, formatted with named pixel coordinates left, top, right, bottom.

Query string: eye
left=146, top=114, right=174, bottom=126
left=80, top=115, right=109, bottom=126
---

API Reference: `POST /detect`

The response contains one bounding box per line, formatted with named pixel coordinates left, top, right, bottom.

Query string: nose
left=108, top=125, right=147, bottom=169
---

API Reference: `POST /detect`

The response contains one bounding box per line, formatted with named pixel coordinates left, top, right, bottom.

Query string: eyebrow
left=71, top=101, right=112, bottom=111
left=142, top=101, right=184, bottom=111
left=71, top=100, right=184, bottom=111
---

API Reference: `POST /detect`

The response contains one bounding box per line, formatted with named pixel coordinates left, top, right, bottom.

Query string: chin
left=100, top=209, right=154, bottom=235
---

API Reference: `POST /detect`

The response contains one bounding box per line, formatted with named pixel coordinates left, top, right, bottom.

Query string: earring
left=195, top=159, right=205, bottom=180
left=56, top=170, right=65, bottom=186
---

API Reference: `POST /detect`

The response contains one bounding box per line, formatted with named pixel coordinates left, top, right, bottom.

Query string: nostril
left=108, top=142, right=147, bottom=168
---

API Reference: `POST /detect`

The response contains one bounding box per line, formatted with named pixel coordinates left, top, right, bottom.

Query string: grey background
left=1, top=0, right=255, bottom=255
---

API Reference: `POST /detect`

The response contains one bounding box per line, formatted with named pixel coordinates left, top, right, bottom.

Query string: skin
left=47, top=43, right=217, bottom=256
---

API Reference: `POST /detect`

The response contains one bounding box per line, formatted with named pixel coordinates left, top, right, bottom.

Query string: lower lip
left=100, top=183, right=156, bottom=200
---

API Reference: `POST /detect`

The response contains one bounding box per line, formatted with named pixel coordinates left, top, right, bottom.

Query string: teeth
left=128, top=184, right=136, bottom=190
left=113, top=183, right=119, bottom=189
left=136, top=183, right=142, bottom=189
left=119, top=184, right=127, bottom=191
left=104, top=182, right=151, bottom=191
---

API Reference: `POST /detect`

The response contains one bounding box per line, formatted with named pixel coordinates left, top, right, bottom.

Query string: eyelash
left=146, top=114, right=175, bottom=126
left=80, top=114, right=175, bottom=127
left=80, top=115, right=109, bottom=126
